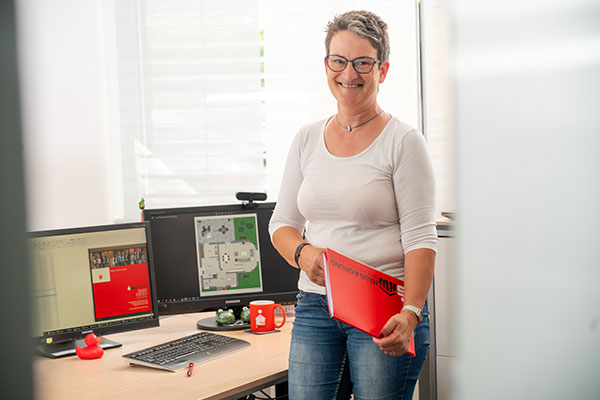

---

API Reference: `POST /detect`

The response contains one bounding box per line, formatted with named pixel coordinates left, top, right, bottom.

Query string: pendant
left=346, top=126, right=352, bottom=132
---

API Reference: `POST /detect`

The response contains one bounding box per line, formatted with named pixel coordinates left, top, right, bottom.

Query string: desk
left=34, top=312, right=292, bottom=400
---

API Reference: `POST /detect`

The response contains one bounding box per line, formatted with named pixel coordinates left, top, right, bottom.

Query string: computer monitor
left=29, top=222, right=159, bottom=358
left=143, top=202, right=299, bottom=330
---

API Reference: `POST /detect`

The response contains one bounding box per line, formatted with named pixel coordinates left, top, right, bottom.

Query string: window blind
left=112, top=0, right=423, bottom=219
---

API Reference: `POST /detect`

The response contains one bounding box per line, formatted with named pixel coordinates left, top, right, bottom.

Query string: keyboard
left=122, top=331, right=250, bottom=371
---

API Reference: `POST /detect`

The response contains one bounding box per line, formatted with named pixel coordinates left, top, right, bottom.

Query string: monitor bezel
left=143, top=202, right=299, bottom=316
left=29, top=221, right=160, bottom=345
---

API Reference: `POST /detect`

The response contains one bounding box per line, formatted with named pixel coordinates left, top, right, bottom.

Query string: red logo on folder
left=378, top=277, right=397, bottom=296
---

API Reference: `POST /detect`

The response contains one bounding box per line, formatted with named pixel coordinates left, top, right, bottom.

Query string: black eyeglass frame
left=325, top=54, right=382, bottom=74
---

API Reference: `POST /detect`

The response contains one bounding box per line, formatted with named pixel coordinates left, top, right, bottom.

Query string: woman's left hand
left=372, top=311, right=418, bottom=356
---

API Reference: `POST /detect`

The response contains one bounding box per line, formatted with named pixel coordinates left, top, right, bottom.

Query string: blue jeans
left=288, top=291, right=430, bottom=400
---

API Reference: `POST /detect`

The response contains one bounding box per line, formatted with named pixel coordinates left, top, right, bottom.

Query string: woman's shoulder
left=297, top=118, right=327, bottom=137
left=384, top=116, right=420, bottom=141
left=376, top=116, right=428, bottom=160
left=293, top=118, right=328, bottom=148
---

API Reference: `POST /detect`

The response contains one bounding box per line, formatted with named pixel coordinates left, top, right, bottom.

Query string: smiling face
left=325, top=30, right=389, bottom=112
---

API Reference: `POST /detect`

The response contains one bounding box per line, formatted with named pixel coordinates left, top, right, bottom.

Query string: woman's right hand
left=297, top=245, right=326, bottom=286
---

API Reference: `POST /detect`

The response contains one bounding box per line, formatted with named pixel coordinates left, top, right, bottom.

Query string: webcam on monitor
left=236, top=192, right=267, bottom=207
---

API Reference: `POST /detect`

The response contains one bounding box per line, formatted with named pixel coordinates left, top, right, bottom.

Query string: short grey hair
left=325, top=10, right=390, bottom=64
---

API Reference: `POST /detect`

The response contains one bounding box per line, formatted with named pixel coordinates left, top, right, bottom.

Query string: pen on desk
left=187, top=362, right=194, bottom=377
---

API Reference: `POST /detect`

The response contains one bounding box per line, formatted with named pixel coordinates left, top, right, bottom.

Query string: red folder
left=322, top=248, right=415, bottom=356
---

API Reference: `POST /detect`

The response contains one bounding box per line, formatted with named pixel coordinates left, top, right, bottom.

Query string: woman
left=269, top=10, right=438, bottom=399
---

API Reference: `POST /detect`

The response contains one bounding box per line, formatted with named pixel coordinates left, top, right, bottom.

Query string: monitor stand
left=34, top=337, right=122, bottom=359
left=196, top=305, right=250, bottom=331
left=196, top=317, right=250, bottom=331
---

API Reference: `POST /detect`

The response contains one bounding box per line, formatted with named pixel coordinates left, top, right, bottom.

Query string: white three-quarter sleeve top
left=269, top=116, right=438, bottom=295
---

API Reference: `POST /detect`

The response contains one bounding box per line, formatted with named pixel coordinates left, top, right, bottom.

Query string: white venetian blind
left=111, top=0, right=422, bottom=219
left=114, top=0, right=264, bottom=212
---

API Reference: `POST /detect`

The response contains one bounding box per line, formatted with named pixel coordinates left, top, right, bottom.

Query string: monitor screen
left=143, top=202, right=299, bottom=328
left=29, top=222, right=159, bottom=357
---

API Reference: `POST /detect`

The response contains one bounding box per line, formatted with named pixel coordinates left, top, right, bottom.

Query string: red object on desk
left=187, top=362, right=194, bottom=377
left=75, top=333, right=104, bottom=360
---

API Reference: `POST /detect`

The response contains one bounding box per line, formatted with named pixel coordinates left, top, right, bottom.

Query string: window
left=420, top=0, right=454, bottom=215
left=109, top=0, right=423, bottom=220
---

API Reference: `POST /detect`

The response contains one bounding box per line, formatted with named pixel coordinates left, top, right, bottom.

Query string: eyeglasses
left=325, top=55, right=381, bottom=74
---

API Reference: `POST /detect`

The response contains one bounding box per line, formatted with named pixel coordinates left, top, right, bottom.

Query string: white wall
left=452, top=0, right=600, bottom=398
left=17, top=0, right=113, bottom=231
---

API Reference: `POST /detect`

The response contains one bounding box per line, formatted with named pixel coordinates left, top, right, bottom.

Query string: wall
left=17, top=0, right=113, bottom=231
left=452, top=1, right=600, bottom=398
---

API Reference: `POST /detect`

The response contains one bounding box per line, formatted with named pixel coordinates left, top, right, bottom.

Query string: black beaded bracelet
left=294, top=242, right=310, bottom=268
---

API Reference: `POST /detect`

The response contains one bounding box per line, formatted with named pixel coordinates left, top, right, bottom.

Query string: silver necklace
left=335, top=110, right=384, bottom=132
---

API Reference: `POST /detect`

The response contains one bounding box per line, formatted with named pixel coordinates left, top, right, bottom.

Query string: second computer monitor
left=29, top=222, right=160, bottom=357
left=143, top=202, right=299, bottom=322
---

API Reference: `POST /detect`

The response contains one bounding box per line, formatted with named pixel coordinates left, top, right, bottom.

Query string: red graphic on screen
left=92, top=263, right=151, bottom=319
left=89, top=246, right=151, bottom=320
